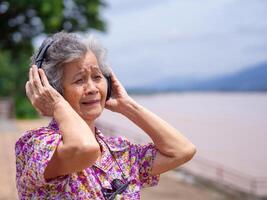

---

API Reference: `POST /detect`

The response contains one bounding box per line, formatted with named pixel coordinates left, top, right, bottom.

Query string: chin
left=82, top=111, right=102, bottom=121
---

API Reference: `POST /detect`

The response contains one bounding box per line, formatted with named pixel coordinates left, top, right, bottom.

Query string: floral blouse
left=15, top=119, right=160, bottom=199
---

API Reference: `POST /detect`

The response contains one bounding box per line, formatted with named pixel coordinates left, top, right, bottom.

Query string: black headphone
left=35, top=40, right=112, bottom=101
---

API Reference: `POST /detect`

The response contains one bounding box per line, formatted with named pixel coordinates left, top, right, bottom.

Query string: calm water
left=98, top=92, right=267, bottom=178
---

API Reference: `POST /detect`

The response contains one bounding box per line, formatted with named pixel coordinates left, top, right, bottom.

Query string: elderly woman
left=15, top=32, right=196, bottom=199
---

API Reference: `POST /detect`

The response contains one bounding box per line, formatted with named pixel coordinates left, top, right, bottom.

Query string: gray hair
left=31, top=31, right=111, bottom=94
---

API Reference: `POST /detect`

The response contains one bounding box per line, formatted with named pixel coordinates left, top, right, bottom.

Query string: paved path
left=0, top=117, right=18, bottom=133
left=0, top=131, right=20, bottom=200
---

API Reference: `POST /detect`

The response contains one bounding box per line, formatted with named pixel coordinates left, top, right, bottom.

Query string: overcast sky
left=89, top=0, right=267, bottom=87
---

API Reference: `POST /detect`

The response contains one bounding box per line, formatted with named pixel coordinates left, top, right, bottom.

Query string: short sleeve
left=130, top=142, right=160, bottom=188
left=17, top=128, right=64, bottom=188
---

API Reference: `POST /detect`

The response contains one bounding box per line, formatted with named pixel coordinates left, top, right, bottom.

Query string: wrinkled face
left=61, top=51, right=107, bottom=121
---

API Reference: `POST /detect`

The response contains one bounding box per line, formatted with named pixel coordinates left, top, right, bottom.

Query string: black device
left=101, top=179, right=130, bottom=200
left=94, top=129, right=130, bottom=200
left=35, top=40, right=112, bottom=101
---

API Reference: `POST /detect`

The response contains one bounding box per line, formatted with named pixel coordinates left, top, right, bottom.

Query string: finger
left=109, top=70, right=119, bottom=83
left=25, top=81, right=39, bottom=108
left=29, top=67, right=33, bottom=82
left=32, top=65, right=43, bottom=88
left=109, top=69, right=117, bottom=80
left=25, top=81, right=33, bottom=99
left=27, top=90, right=43, bottom=114
left=29, top=66, right=40, bottom=94
left=110, top=71, right=123, bottom=88
left=38, top=68, right=50, bottom=87
left=26, top=81, right=37, bottom=103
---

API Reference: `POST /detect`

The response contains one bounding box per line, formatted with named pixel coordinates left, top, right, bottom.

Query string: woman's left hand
left=105, top=69, right=134, bottom=113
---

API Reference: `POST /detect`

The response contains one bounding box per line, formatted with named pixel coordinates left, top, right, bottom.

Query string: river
left=97, top=92, right=267, bottom=179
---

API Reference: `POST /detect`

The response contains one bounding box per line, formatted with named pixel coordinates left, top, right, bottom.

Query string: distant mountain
left=127, top=62, right=267, bottom=93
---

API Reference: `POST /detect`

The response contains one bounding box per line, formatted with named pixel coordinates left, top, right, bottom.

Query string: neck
left=86, top=120, right=96, bottom=136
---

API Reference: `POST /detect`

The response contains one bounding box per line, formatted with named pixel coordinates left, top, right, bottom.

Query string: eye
left=75, top=78, right=84, bottom=84
left=94, top=75, right=102, bottom=80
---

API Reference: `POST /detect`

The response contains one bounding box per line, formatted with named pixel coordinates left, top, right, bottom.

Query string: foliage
left=0, top=50, right=16, bottom=96
left=0, top=0, right=106, bottom=118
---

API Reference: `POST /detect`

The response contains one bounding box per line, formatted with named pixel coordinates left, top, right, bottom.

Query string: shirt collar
left=94, top=128, right=115, bottom=173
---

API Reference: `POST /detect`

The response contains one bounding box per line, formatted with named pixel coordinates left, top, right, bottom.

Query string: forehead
left=64, top=51, right=101, bottom=74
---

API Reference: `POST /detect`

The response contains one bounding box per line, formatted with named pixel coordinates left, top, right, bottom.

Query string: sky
left=89, top=0, right=267, bottom=87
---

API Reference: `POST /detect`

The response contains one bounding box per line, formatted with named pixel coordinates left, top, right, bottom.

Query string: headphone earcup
left=105, top=76, right=112, bottom=101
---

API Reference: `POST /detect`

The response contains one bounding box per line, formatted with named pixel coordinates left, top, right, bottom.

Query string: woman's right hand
left=25, top=65, right=65, bottom=116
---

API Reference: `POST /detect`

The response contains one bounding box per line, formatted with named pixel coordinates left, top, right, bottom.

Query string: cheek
left=63, top=87, right=83, bottom=107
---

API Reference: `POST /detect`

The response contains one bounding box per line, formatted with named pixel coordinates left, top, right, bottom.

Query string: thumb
left=105, top=99, right=117, bottom=111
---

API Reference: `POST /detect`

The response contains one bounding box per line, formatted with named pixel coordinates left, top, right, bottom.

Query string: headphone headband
left=35, top=40, right=54, bottom=68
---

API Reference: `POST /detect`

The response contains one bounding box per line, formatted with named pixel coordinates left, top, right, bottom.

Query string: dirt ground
left=0, top=119, right=239, bottom=200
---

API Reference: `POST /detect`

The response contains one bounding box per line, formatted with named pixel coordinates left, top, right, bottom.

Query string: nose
left=84, top=79, right=99, bottom=95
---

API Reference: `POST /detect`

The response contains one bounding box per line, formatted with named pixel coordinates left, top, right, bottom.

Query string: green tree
left=0, top=0, right=106, bottom=118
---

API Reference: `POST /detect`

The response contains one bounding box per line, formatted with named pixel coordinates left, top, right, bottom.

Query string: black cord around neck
left=94, top=127, right=128, bottom=181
